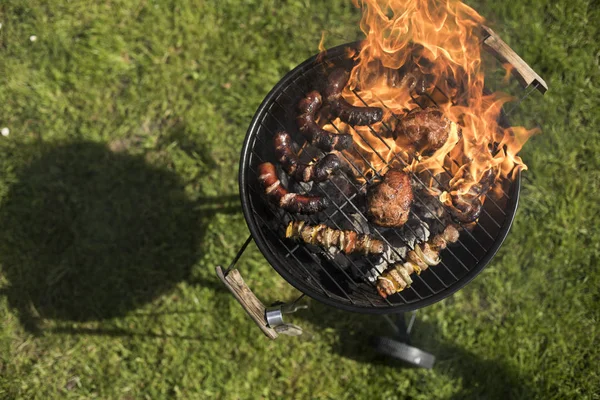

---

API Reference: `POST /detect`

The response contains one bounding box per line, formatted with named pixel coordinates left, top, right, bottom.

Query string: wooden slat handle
left=481, top=25, right=548, bottom=94
left=215, top=266, right=278, bottom=340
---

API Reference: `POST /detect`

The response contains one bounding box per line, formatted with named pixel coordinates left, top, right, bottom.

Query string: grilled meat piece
left=367, top=169, right=413, bottom=228
left=297, top=91, right=353, bottom=152
left=325, top=68, right=383, bottom=126
left=445, top=169, right=495, bottom=223
left=377, top=225, right=460, bottom=298
left=286, top=221, right=385, bottom=255
left=394, top=108, right=452, bottom=154
left=448, top=193, right=482, bottom=223
left=273, top=131, right=341, bottom=183
left=258, top=162, right=329, bottom=214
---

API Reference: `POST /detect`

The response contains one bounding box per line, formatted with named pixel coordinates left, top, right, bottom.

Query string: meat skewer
left=258, top=162, right=329, bottom=214
left=286, top=221, right=385, bottom=255
left=367, top=169, right=414, bottom=228
left=325, top=68, right=384, bottom=126
left=274, top=131, right=341, bottom=183
left=376, top=225, right=460, bottom=298
left=297, top=91, right=354, bottom=152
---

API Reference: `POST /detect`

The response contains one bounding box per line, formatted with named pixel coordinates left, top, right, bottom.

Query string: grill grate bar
left=328, top=117, right=474, bottom=272
left=249, top=204, right=334, bottom=298
left=403, top=85, right=511, bottom=200
left=351, top=89, right=496, bottom=248
left=381, top=105, right=506, bottom=228
left=271, top=89, right=462, bottom=291
left=275, top=83, right=472, bottom=283
left=251, top=122, right=398, bottom=306
left=264, top=93, right=463, bottom=291
left=324, top=169, right=455, bottom=288
left=506, top=82, right=540, bottom=116
left=256, top=111, right=410, bottom=305
left=319, top=113, right=469, bottom=279
left=247, top=164, right=360, bottom=304
left=330, top=114, right=486, bottom=266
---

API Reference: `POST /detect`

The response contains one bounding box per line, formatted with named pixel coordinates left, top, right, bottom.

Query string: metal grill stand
left=373, top=312, right=436, bottom=369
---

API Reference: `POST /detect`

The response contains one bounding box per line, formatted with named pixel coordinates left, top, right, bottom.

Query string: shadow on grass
left=294, top=302, right=534, bottom=399
left=0, top=141, right=238, bottom=334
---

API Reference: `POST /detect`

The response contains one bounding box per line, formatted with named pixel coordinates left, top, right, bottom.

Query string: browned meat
left=448, top=193, right=482, bottom=223
left=324, top=68, right=383, bottom=126
left=286, top=221, right=385, bottom=255
left=297, top=91, right=354, bottom=152
left=441, top=224, right=460, bottom=244
left=394, top=108, right=451, bottom=154
left=445, top=168, right=496, bottom=223
left=258, top=162, right=329, bottom=214
left=273, top=131, right=341, bottom=182
left=367, top=169, right=414, bottom=228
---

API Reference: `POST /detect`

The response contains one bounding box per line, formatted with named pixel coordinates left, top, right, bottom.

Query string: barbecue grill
left=216, top=28, right=546, bottom=368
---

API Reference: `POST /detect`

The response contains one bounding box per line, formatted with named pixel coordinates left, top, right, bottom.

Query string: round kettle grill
left=216, top=35, right=546, bottom=368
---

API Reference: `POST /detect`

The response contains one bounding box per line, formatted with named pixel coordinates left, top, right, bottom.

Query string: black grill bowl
left=239, top=43, right=520, bottom=314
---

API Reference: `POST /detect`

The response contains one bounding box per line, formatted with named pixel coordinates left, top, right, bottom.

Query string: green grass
left=0, top=0, right=598, bottom=398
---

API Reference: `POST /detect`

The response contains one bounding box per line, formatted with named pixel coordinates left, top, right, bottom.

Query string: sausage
left=273, top=131, right=341, bottom=182
left=297, top=91, right=354, bottom=152
left=324, top=68, right=383, bottom=126
left=258, top=162, right=329, bottom=214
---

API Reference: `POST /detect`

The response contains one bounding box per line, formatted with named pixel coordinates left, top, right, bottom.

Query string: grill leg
left=373, top=311, right=435, bottom=369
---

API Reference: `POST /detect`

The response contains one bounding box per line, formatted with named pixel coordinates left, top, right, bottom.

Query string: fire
left=330, top=0, right=538, bottom=199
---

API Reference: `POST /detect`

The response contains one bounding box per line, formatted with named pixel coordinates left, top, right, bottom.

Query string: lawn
left=0, top=0, right=598, bottom=399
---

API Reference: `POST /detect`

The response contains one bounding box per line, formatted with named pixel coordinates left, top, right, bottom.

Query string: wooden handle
left=481, top=25, right=548, bottom=94
left=215, top=266, right=279, bottom=340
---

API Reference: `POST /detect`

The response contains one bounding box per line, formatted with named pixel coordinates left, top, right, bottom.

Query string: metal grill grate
left=239, top=43, right=521, bottom=313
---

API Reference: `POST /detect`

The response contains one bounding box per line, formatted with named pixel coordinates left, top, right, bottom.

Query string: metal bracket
left=265, top=301, right=308, bottom=336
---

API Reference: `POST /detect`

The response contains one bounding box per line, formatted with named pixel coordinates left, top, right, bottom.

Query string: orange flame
left=334, top=0, right=538, bottom=198
left=317, top=31, right=328, bottom=63
left=502, top=63, right=514, bottom=85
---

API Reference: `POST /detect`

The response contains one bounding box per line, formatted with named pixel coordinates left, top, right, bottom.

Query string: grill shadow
left=0, top=141, right=236, bottom=334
